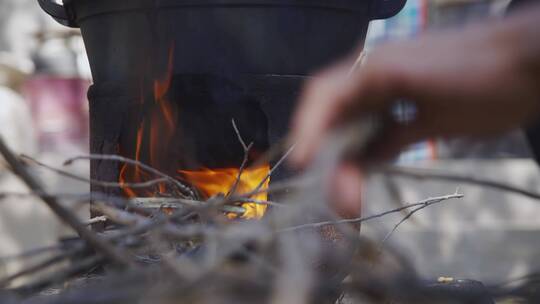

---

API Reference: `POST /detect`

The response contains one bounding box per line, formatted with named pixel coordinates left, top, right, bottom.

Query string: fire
left=118, top=43, right=270, bottom=219
left=178, top=165, right=270, bottom=219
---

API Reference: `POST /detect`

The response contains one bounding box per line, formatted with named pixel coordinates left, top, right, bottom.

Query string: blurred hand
left=289, top=7, right=540, bottom=168
left=328, top=162, right=363, bottom=220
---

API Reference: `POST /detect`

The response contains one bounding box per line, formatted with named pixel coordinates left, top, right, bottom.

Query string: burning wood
left=111, top=45, right=272, bottom=220
left=178, top=165, right=270, bottom=219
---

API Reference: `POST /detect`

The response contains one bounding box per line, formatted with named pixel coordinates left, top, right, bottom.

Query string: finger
left=328, top=162, right=363, bottom=220
left=289, top=54, right=409, bottom=168
left=289, top=64, right=354, bottom=167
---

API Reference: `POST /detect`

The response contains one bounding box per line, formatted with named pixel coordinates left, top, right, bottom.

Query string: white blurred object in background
left=0, top=87, right=36, bottom=155
left=0, top=51, right=36, bottom=156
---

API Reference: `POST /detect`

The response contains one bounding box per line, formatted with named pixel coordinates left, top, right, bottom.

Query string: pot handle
left=370, top=0, right=408, bottom=20
left=37, top=0, right=78, bottom=28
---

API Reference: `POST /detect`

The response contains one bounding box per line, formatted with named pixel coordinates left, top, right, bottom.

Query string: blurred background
left=0, top=0, right=538, bottom=286
left=0, top=0, right=90, bottom=281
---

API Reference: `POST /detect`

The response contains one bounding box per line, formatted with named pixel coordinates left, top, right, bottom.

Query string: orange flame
left=118, top=43, right=269, bottom=219
left=178, top=165, right=270, bottom=219
left=153, top=43, right=176, bottom=131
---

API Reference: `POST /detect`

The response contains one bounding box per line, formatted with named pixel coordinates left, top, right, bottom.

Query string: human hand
left=289, top=10, right=540, bottom=168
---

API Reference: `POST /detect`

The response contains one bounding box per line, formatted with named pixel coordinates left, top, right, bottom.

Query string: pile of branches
left=0, top=122, right=539, bottom=304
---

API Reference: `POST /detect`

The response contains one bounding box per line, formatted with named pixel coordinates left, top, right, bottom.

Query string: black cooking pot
left=38, top=0, right=406, bottom=83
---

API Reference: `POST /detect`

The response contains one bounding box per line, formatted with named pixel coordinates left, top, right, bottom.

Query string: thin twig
left=228, top=143, right=253, bottom=198
left=232, top=197, right=286, bottom=208
left=129, top=197, right=246, bottom=214
left=380, top=188, right=463, bottom=244
left=280, top=193, right=464, bottom=232
left=240, top=174, right=317, bottom=198
left=64, top=154, right=196, bottom=199
left=0, top=243, right=63, bottom=262
left=20, top=154, right=169, bottom=190
left=380, top=205, right=424, bottom=245
left=15, top=254, right=105, bottom=295
left=84, top=216, right=108, bottom=226
left=0, top=137, right=132, bottom=267
left=231, top=118, right=248, bottom=152
left=227, top=119, right=255, bottom=199
left=0, top=249, right=80, bottom=286
left=251, top=143, right=296, bottom=196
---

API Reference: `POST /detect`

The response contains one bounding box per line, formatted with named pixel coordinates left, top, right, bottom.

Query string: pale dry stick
left=380, top=206, right=426, bottom=246
left=250, top=143, right=297, bottom=196
left=91, top=202, right=148, bottom=227
left=5, top=219, right=241, bottom=289
left=271, top=234, right=312, bottom=304
left=1, top=204, right=180, bottom=286
left=231, top=118, right=249, bottom=151
left=64, top=154, right=196, bottom=199
left=0, top=190, right=121, bottom=201
left=232, top=197, right=286, bottom=208
left=2, top=207, right=199, bottom=286
left=0, top=136, right=131, bottom=268
left=0, top=190, right=163, bottom=224
left=228, top=119, right=254, bottom=198
left=0, top=249, right=80, bottom=287
left=0, top=191, right=159, bottom=215
left=2, top=168, right=277, bottom=287
left=0, top=243, right=64, bottom=262
left=91, top=202, right=197, bottom=242
left=381, top=165, right=540, bottom=201
left=117, top=213, right=261, bottom=286
left=15, top=254, right=105, bottom=295
left=0, top=191, right=95, bottom=201
left=0, top=204, right=142, bottom=286
left=280, top=193, right=464, bottom=232
left=21, top=154, right=169, bottom=190
left=250, top=136, right=289, bottom=170
left=380, top=189, right=463, bottom=244
left=129, top=197, right=246, bottom=215
left=3, top=202, right=210, bottom=287
left=0, top=191, right=165, bottom=225
left=105, top=201, right=211, bottom=241
left=229, top=143, right=253, bottom=195
left=84, top=216, right=108, bottom=226
left=104, top=198, right=220, bottom=244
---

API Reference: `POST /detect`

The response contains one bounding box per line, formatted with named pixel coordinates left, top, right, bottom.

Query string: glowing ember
left=178, top=165, right=270, bottom=219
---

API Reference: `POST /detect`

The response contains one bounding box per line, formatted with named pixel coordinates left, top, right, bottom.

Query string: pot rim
left=63, top=0, right=390, bottom=27
left=42, top=0, right=406, bottom=28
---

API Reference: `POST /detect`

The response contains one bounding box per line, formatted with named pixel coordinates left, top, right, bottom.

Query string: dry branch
left=380, top=188, right=462, bottom=245
left=227, top=119, right=254, bottom=198
left=0, top=136, right=131, bottom=268
left=84, top=216, right=108, bottom=226
left=253, top=143, right=296, bottom=194
left=280, top=193, right=464, bottom=232
left=20, top=154, right=169, bottom=190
